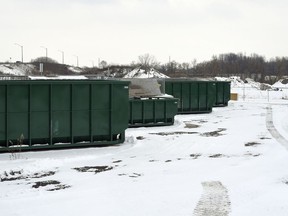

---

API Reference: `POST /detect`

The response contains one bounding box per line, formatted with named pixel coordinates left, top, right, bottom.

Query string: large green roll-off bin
left=214, top=81, right=231, bottom=107
left=128, top=97, right=178, bottom=127
left=0, top=80, right=130, bottom=152
left=162, top=79, right=216, bottom=114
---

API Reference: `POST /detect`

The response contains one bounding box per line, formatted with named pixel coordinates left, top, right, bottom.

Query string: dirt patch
left=32, top=180, right=70, bottom=191
left=244, top=152, right=261, bottom=157
left=201, top=128, right=226, bottom=137
left=112, top=160, right=122, bottom=164
left=150, top=131, right=198, bottom=136
left=129, top=173, right=142, bottom=178
left=192, top=120, right=208, bottom=124
left=209, top=154, right=227, bottom=158
left=73, top=166, right=113, bottom=174
left=190, top=154, right=201, bottom=159
left=0, top=170, right=23, bottom=182
left=32, top=171, right=56, bottom=179
left=136, top=136, right=145, bottom=140
left=184, top=122, right=200, bottom=129
left=32, top=180, right=60, bottom=188
left=149, top=159, right=157, bottom=162
left=118, top=173, right=142, bottom=178
left=245, top=142, right=261, bottom=147
left=259, top=137, right=271, bottom=140
left=0, top=170, right=56, bottom=182
left=47, top=184, right=71, bottom=191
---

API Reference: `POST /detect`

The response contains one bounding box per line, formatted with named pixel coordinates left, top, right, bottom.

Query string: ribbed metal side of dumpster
left=214, top=81, right=231, bottom=107
left=163, top=79, right=216, bottom=114
left=0, top=80, right=130, bottom=152
left=128, top=97, right=178, bottom=127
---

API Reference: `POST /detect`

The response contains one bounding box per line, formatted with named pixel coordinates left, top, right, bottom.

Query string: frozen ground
left=1, top=88, right=288, bottom=216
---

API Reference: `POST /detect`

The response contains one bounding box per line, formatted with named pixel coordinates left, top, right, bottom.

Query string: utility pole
left=14, top=43, right=23, bottom=62
left=41, top=46, right=48, bottom=62
left=58, top=50, right=64, bottom=64
left=74, top=55, right=79, bottom=67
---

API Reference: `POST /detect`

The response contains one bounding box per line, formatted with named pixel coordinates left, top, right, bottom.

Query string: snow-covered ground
left=1, top=86, right=288, bottom=216
left=0, top=63, right=83, bottom=76
left=0, top=63, right=36, bottom=76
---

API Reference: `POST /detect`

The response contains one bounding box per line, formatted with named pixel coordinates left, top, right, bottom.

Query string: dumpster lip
left=0, top=137, right=125, bottom=153
left=160, top=78, right=231, bottom=83
left=0, top=79, right=131, bottom=85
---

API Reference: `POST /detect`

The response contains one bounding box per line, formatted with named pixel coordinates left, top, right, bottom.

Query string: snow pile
left=245, top=78, right=261, bottom=89
left=68, top=66, right=83, bottom=73
left=124, top=67, right=169, bottom=78
left=0, top=63, right=35, bottom=76
left=0, top=63, right=84, bottom=76
left=245, top=78, right=272, bottom=90
left=215, top=76, right=244, bottom=87
left=272, top=79, right=288, bottom=89
left=216, top=76, right=273, bottom=90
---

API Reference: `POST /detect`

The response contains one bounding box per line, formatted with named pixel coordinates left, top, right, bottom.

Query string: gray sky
left=0, top=0, right=287, bottom=67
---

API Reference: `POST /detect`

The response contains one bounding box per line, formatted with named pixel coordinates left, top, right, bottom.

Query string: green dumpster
left=0, top=79, right=130, bottom=152
left=128, top=97, right=178, bottom=127
left=162, top=79, right=216, bottom=114
left=214, top=81, right=231, bottom=107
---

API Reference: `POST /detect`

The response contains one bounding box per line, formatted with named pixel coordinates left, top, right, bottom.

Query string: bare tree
left=191, top=59, right=197, bottom=68
left=99, top=60, right=108, bottom=69
left=31, top=56, right=58, bottom=64
left=138, top=53, right=158, bottom=70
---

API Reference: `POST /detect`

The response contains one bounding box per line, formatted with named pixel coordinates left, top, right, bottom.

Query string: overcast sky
left=0, top=0, right=287, bottom=67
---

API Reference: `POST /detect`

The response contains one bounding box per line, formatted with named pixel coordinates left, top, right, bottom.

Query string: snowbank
left=272, top=79, right=288, bottom=89
left=0, top=63, right=35, bottom=76
left=68, top=66, right=83, bottom=73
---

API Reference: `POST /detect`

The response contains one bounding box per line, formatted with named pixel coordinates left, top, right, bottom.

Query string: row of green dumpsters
left=0, top=79, right=230, bottom=152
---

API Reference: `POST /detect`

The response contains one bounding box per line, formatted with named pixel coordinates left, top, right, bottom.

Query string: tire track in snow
left=193, top=181, right=231, bottom=216
left=266, top=105, right=288, bottom=151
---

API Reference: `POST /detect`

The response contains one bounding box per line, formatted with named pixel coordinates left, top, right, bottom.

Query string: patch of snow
left=215, top=76, right=245, bottom=88
left=68, top=66, right=83, bottom=73
left=154, top=94, right=174, bottom=98
left=214, top=77, right=230, bottom=82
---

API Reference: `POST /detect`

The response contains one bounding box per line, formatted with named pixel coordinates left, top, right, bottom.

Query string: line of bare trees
left=26, top=53, right=288, bottom=83
left=190, top=53, right=288, bottom=82
left=133, top=53, right=288, bottom=83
